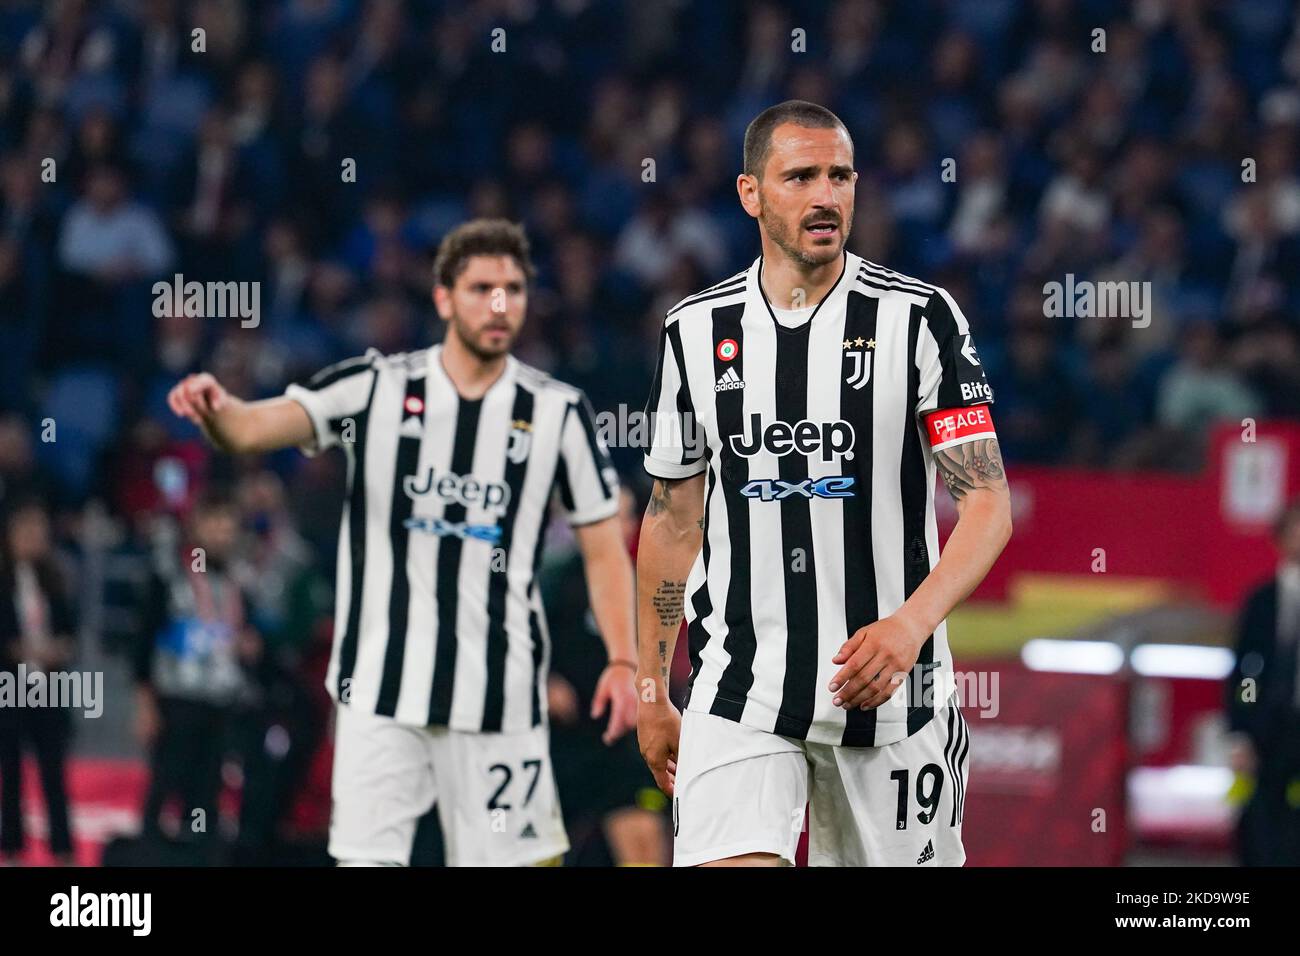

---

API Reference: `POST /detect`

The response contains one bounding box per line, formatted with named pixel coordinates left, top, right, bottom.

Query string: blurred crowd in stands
left=3, top=0, right=1300, bottom=860
left=1, top=0, right=1300, bottom=514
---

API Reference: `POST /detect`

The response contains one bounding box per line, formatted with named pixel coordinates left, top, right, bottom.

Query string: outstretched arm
left=168, top=372, right=314, bottom=455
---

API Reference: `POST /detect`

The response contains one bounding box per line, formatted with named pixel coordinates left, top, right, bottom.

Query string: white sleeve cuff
left=643, top=455, right=707, bottom=480
left=566, top=496, right=620, bottom=528
left=284, top=384, right=329, bottom=457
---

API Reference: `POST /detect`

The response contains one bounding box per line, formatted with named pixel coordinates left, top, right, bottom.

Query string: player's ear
left=736, top=173, right=761, bottom=219
left=432, top=284, right=452, bottom=322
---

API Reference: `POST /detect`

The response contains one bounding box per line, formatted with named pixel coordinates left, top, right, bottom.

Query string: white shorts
left=329, top=703, right=568, bottom=867
left=672, top=698, right=970, bottom=867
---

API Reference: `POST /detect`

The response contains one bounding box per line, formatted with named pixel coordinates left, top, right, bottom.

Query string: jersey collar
left=429, top=344, right=517, bottom=404
left=750, top=249, right=853, bottom=333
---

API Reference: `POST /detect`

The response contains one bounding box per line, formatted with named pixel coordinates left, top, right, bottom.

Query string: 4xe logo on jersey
left=730, top=413, right=855, bottom=462
left=741, top=476, right=856, bottom=501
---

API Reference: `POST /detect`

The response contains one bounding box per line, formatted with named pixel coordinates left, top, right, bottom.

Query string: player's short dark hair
left=432, top=218, right=537, bottom=289
left=743, top=100, right=852, bottom=178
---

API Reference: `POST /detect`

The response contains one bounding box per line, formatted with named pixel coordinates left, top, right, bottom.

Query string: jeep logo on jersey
left=404, top=467, right=510, bottom=515
left=729, top=414, right=855, bottom=462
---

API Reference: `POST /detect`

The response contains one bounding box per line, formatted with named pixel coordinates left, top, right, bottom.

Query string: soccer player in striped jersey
left=636, top=101, right=1013, bottom=867
left=167, top=219, right=638, bottom=866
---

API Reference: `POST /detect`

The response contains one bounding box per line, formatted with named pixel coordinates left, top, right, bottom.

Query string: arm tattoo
left=658, top=640, right=669, bottom=682
left=934, top=437, right=1007, bottom=501
left=651, top=579, right=686, bottom=628
left=647, top=479, right=675, bottom=516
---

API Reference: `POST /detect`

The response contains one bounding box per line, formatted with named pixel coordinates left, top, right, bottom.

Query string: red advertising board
left=960, top=659, right=1129, bottom=867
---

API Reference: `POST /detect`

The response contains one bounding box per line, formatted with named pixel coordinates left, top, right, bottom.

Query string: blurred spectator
left=132, top=489, right=260, bottom=846
left=0, top=415, right=44, bottom=505
left=58, top=163, right=171, bottom=283
left=1226, top=497, right=1300, bottom=865
left=0, top=496, right=77, bottom=865
left=1155, top=319, right=1261, bottom=439
left=987, top=318, right=1082, bottom=464
left=613, top=191, right=728, bottom=289
left=230, top=471, right=330, bottom=864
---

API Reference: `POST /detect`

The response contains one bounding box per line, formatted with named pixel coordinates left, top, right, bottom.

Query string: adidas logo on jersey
left=520, top=822, right=538, bottom=839
left=399, top=414, right=423, bottom=439
left=916, top=840, right=935, bottom=864
left=714, top=367, right=745, bottom=391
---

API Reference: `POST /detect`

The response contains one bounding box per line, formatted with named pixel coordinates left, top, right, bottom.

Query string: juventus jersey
left=286, top=345, right=619, bottom=733
left=643, top=252, right=997, bottom=748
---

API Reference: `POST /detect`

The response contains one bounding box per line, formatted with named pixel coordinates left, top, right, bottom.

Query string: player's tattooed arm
left=934, top=437, right=1007, bottom=501
left=636, top=474, right=704, bottom=705
left=651, top=580, right=686, bottom=628
left=646, top=477, right=676, bottom=516
left=893, top=435, right=1011, bottom=653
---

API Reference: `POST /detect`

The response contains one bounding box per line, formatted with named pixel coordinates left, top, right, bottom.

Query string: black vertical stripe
left=707, top=303, right=755, bottom=722
left=427, top=397, right=484, bottom=726
left=481, top=385, right=535, bottom=731
left=955, top=706, right=971, bottom=824
left=771, top=328, right=817, bottom=739
left=643, top=325, right=669, bottom=438
left=529, top=599, right=546, bottom=726
left=528, top=474, right=555, bottom=727
left=665, top=321, right=696, bottom=467
left=334, top=368, right=380, bottom=701
left=553, top=445, right=575, bottom=512
left=841, top=292, right=880, bottom=746
left=944, top=704, right=960, bottom=826
left=374, top=373, right=427, bottom=717
left=684, top=454, right=717, bottom=708
left=903, top=303, right=937, bottom=736
left=574, top=394, right=615, bottom=499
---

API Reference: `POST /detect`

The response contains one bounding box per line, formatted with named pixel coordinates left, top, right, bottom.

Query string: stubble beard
left=760, top=203, right=849, bottom=269
left=451, top=315, right=514, bottom=362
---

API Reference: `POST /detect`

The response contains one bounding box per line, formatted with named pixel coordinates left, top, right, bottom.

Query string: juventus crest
left=842, top=336, right=875, bottom=390
left=506, top=419, right=532, bottom=463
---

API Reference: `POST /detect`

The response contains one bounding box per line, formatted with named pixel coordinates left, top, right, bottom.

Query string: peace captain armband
left=921, top=404, right=997, bottom=451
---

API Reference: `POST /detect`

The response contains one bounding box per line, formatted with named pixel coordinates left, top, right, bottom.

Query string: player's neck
left=758, top=242, right=845, bottom=311
left=440, top=336, right=508, bottom=400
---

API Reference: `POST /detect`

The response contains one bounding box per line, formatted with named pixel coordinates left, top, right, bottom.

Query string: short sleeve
left=643, top=320, right=706, bottom=480
left=915, top=288, right=998, bottom=452
left=284, top=352, right=378, bottom=456
left=555, top=393, right=620, bottom=526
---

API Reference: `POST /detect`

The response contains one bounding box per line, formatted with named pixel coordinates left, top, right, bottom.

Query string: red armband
left=922, top=405, right=996, bottom=450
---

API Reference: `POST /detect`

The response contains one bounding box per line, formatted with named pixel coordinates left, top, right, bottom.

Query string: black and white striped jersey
left=286, top=345, right=619, bottom=733
left=643, top=251, right=997, bottom=747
